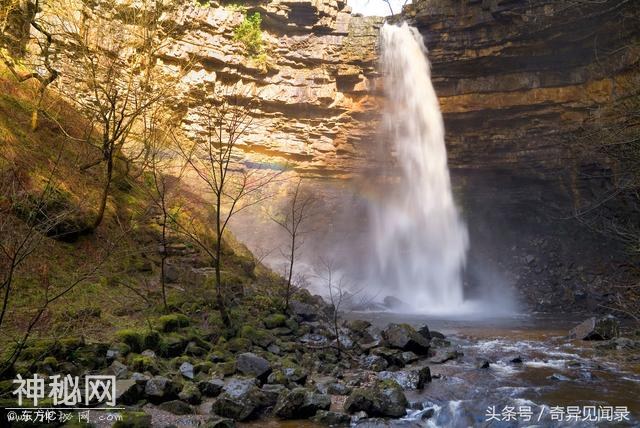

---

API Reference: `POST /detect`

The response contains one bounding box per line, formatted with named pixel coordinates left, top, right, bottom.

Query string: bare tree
left=267, top=178, right=317, bottom=312
left=177, top=84, right=281, bottom=327
left=318, top=258, right=350, bottom=356
left=0, top=0, right=59, bottom=130
left=40, top=0, right=183, bottom=230
left=136, top=107, right=184, bottom=312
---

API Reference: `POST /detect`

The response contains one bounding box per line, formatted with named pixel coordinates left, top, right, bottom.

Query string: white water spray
left=368, top=23, right=469, bottom=313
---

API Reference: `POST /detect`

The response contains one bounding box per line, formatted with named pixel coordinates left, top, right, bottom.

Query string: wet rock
left=476, top=358, right=491, bottom=369
left=202, top=416, right=236, bottom=428
left=510, top=356, right=523, bottom=364
left=361, top=355, right=388, bottom=371
left=370, top=347, right=405, bottom=368
left=159, top=399, right=192, bottom=415
left=568, top=316, right=620, bottom=340
left=236, top=353, right=272, bottom=381
left=300, top=333, right=329, bottom=346
left=145, top=376, right=179, bottom=402
left=346, top=319, right=372, bottom=331
left=399, top=351, right=420, bottom=365
left=381, top=324, right=430, bottom=355
left=180, top=361, right=195, bottom=379
left=595, top=337, right=640, bottom=351
left=274, top=387, right=331, bottom=419
left=429, top=349, right=463, bottom=364
left=430, top=331, right=446, bottom=339
left=212, top=378, right=266, bottom=421
left=312, top=410, right=351, bottom=426
left=261, top=383, right=286, bottom=407
left=344, top=379, right=408, bottom=418
left=548, top=373, right=570, bottom=381
left=198, top=378, right=225, bottom=397
left=417, top=325, right=431, bottom=340
left=377, top=366, right=431, bottom=390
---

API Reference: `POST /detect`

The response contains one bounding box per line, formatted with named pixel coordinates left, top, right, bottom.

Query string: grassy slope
left=0, top=66, right=280, bottom=358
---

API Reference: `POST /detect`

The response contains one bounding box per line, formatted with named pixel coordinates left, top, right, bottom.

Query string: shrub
left=233, top=12, right=263, bottom=57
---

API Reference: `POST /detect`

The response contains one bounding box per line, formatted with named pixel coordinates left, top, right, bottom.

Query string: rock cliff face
left=161, top=0, right=382, bottom=177
left=403, top=0, right=640, bottom=309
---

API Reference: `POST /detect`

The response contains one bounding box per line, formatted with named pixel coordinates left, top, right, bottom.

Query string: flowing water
left=368, top=23, right=469, bottom=313
left=348, top=313, right=640, bottom=427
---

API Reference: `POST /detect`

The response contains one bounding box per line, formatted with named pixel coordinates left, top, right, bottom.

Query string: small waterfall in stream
left=368, top=22, right=469, bottom=313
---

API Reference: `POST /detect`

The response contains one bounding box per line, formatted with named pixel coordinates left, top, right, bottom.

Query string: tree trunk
left=93, top=153, right=113, bottom=230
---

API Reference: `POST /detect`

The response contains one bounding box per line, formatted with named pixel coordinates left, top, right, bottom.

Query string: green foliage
left=158, top=313, right=191, bottom=332
left=233, top=12, right=264, bottom=57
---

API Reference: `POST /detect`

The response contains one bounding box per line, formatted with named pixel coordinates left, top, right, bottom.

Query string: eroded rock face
left=401, top=0, right=640, bottom=310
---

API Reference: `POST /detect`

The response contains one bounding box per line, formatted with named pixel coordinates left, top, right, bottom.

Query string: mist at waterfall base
left=361, top=22, right=516, bottom=316
left=229, top=23, right=517, bottom=318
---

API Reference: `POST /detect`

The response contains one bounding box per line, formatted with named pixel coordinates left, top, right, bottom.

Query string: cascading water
left=368, top=22, right=469, bottom=313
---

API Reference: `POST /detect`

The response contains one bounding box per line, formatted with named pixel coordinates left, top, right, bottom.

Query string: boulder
left=159, top=399, right=192, bottom=415
left=108, top=360, right=129, bottom=380
left=377, top=366, right=431, bottom=390
left=236, top=353, right=272, bottom=381
left=429, top=349, right=463, bottom=364
left=417, top=325, right=431, bottom=340
left=274, top=387, right=331, bottom=419
left=212, top=378, right=266, bottom=421
left=178, top=383, right=202, bottom=405
left=370, top=347, right=405, bottom=368
left=344, top=379, right=408, bottom=418
left=381, top=324, right=430, bottom=355
left=261, top=383, right=287, bottom=407
left=289, top=300, right=320, bottom=321
left=144, top=376, right=179, bottom=402
left=202, top=416, right=236, bottom=428
left=180, top=361, right=195, bottom=379
left=476, top=358, right=491, bottom=369
left=198, top=378, right=225, bottom=397
left=361, top=355, right=388, bottom=372
left=311, top=410, right=351, bottom=426
left=115, top=379, right=143, bottom=405
left=568, top=316, right=620, bottom=340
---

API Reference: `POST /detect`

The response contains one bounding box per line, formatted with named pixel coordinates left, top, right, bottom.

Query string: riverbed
left=243, top=313, right=640, bottom=428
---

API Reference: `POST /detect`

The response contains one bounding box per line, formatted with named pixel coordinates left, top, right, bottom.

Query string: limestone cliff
left=404, top=0, right=640, bottom=310
left=156, top=0, right=382, bottom=177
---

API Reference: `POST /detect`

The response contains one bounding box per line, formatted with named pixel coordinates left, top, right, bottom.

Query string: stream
left=243, top=313, right=640, bottom=428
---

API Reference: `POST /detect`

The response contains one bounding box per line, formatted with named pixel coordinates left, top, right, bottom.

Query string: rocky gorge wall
left=11, top=0, right=640, bottom=311
left=403, top=0, right=640, bottom=310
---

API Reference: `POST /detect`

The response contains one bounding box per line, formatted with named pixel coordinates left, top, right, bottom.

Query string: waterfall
left=368, top=22, right=469, bottom=313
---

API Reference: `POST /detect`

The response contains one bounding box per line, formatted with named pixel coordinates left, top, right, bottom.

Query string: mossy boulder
left=116, top=329, right=144, bottom=353
left=130, top=355, right=160, bottom=375
left=159, top=399, right=193, bottom=415
left=263, top=314, right=287, bottom=329
left=239, top=325, right=275, bottom=349
left=273, top=387, right=331, bottom=419
left=158, top=314, right=191, bottom=332
left=226, top=337, right=252, bottom=353
left=344, top=379, right=408, bottom=418
left=212, top=378, right=267, bottom=421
